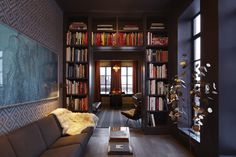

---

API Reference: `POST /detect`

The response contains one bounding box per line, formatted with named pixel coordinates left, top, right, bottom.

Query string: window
left=121, top=67, right=133, bottom=94
left=192, top=14, right=201, bottom=134
left=193, top=14, right=201, bottom=107
left=0, top=50, right=3, bottom=87
left=100, top=67, right=111, bottom=94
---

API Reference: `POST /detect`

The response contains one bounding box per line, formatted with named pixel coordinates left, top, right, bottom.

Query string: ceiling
left=55, top=0, right=180, bottom=14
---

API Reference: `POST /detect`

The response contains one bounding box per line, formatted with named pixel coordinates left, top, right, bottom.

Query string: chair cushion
left=36, top=114, right=62, bottom=147
left=7, top=123, right=47, bottom=157
left=41, top=144, right=82, bottom=157
left=0, top=135, right=16, bottom=157
left=121, top=109, right=135, bottom=118
left=50, top=133, right=89, bottom=149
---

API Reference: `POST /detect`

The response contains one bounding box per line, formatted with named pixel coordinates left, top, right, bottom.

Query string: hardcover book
left=109, top=127, right=130, bottom=142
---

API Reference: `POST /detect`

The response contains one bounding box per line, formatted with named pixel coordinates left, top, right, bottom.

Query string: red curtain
left=94, top=61, right=101, bottom=101
left=133, top=61, right=138, bottom=94
left=111, top=61, right=121, bottom=93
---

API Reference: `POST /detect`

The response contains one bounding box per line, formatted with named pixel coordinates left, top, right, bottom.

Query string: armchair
left=121, top=93, right=143, bottom=126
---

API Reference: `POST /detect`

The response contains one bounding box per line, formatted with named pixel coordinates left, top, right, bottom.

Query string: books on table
left=109, top=127, right=130, bottom=142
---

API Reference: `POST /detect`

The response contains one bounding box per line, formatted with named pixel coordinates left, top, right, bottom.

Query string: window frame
left=100, top=66, right=111, bottom=95
left=121, top=66, right=133, bottom=94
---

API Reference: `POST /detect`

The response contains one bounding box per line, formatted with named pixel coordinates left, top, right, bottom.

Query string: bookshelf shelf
left=148, top=94, right=167, bottom=97
left=66, top=94, right=87, bottom=98
left=146, top=45, right=168, bottom=49
left=66, top=77, right=88, bottom=81
left=66, top=45, right=88, bottom=48
left=118, top=30, right=144, bottom=33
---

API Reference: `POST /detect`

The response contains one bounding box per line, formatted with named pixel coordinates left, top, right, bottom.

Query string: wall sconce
left=113, top=65, right=120, bottom=72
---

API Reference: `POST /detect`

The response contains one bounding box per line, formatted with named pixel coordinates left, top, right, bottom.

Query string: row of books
left=149, top=81, right=168, bottom=95
left=66, top=48, right=88, bottom=62
left=66, top=31, right=88, bottom=46
left=149, top=64, right=167, bottom=78
left=146, top=49, right=168, bottom=62
left=149, top=22, right=165, bottom=30
left=66, top=64, right=86, bottom=78
left=147, top=96, right=165, bottom=111
left=91, top=32, right=117, bottom=46
left=66, top=97, right=88, bottom=111
left=69, top=22, right=87, bottom=30
left=147, top=32, right=168, bottom=46
left=66, top=80, right=87, bottom=95
left=117, top=33, right=143, bottom=46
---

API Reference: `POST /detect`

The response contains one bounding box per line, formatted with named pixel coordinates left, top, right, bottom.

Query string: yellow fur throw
left=51, top=108, right=99, bottom=135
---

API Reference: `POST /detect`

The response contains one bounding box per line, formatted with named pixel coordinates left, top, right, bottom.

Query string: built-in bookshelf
left=65, top=21, right=89, bottom=112
left=63, top=15, right=171, bottom=134
left=144, top=19, right=170, bottom=133
left=91, top=17, right=144, bottom=47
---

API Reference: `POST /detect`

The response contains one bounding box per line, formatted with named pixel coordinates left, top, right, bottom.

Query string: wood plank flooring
left=84, top=128, right=195, bottom=157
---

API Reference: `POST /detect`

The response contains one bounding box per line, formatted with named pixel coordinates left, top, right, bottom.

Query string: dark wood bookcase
left=143, top=17, right=172, bottom=134
left=65, top=17, right=89, bottom=112
left=63, top=14, right=171, bottom=134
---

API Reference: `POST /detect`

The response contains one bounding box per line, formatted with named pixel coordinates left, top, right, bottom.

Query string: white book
left=149, top=97, right=156, bottom=111
left=149, top=64, right=153, bottom=78
left=97, top=28, right=114, bottom=31
left=66, top=47, right=70, bottom=62
left=159, top=97, right=164, bottom=111
left=97, top=24, right=113, bottom=27
left=150, top=80, right=156, bottom=94
left=151, top=23, right=164, bottom=26
left=150, top=114, right=156, bottom=127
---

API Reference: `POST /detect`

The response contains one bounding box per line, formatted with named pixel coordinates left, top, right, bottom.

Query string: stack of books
left=149, top=22, right=165, bottom=30
left=97, top=24, right=114, bottom=31
left=69, top=22, right=87, bottom=30
left=123, top=25, right=139, bottom=31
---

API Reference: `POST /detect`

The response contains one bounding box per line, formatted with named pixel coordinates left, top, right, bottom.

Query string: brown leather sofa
left=0, top=114, right=94, bottom=157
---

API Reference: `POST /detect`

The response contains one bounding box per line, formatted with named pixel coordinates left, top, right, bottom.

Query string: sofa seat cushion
left=0, top=135, right=16, bottom=157
left=36, top=114, right=62, bottom=147
left=7, top=123, right=47, bottom=157
left=50, top=133, right=89, bottom=149
left=50, top=134, right=89, bottom=148
left=41, top=144, right=82, bottom=157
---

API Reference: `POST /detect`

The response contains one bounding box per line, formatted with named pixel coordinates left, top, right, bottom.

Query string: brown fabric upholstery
left=7, top=123, right=47, bottom=157
left=0, top=135, right=16, bottom=157
left=50, top=133, right=88, bottom=149
left=36, top=115, right=62, bottom=147
left=81, top=126, right=94, bottom=137
left=41, top=144, right=82, bottom=157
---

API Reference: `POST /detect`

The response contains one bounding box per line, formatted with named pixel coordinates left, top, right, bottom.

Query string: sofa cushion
left=81, top=126, right=94, bottom=137
left=36, top=114, right=62, bottom=147
left=50, top=133, right=89, bottom=149
left=0, top=135, right=16, bottom=157
left=41, top=144, right=82, bottom=157
left=7, top=123, right=47, bottom=157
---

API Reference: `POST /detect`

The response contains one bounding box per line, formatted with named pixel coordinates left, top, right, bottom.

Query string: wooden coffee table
left=108, top=127, right=133, bottom=155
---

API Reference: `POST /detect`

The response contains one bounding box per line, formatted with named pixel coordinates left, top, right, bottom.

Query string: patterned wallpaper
left=0, top=0, right=63, bottom=135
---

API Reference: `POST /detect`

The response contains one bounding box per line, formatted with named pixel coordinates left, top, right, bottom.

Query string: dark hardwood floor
left=84, top=128, right=195, bottom=157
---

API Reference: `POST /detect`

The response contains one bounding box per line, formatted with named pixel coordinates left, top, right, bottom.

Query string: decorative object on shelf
left=167, top=54, right=218, bottom=132
left=113, top=65, right=120, bottom=72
